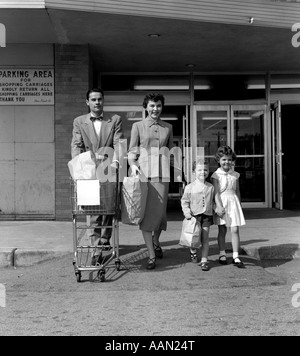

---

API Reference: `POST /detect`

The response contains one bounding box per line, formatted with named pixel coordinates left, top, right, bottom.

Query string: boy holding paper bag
left=180, top=159, right=214, bottom=271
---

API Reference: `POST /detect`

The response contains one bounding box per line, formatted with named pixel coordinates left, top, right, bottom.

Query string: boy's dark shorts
left=195, top=214, right=213, bottom=227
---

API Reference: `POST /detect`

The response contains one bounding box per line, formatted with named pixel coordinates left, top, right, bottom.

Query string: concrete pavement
left=0, top=208, right=299, bottom=268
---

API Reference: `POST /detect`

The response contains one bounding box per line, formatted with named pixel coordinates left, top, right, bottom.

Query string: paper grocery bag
left=121, top=174, right=148, bottom=225
left=179, top=217, right=201, bottom=249
left=68, top=151, right=96, bottom=179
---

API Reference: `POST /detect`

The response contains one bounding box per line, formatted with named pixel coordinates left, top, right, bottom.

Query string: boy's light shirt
left=181, top=179, right=214, bottom=217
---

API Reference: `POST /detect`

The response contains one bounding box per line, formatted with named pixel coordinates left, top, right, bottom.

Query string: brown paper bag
left=179, top=217, right=201, bottom=249
left=121, top=175, right=148, bottom=225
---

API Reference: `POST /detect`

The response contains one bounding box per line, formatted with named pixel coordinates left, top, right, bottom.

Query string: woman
left=128, top=93, right=175, bottom=270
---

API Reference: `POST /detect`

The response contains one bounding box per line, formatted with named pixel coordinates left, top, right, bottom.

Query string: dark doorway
left=281, top=104, right=300, bottom=210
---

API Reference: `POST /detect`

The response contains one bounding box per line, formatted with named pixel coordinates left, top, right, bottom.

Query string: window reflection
left=233, top=110, right=264, bottom=155
left=196, top=111, right=228, bottom=156
left=236, top=157, right=265, bottom=202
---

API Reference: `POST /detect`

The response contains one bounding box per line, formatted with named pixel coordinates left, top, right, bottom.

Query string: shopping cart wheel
left=75, top=272, right=81, bottom=283
left=115, top=260, right=121, bottom=271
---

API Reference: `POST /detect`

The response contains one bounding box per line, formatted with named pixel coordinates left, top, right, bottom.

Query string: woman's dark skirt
left=139, top=180, right=169, bottom=232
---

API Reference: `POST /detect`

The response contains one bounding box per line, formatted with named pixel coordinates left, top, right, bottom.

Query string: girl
left=211, top=146, right=246, bottom=268
left=181, top=159, right=214, bottom=271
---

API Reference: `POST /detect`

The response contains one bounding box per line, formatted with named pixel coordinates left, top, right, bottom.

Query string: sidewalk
left=0, top=208, right=299, bottom=268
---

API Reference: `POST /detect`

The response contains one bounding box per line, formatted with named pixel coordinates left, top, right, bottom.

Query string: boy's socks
left=200, top=257, right=207, bottom=263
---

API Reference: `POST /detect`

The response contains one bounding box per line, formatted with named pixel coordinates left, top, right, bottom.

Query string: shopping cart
left=70, top=175, right=121, bottom=282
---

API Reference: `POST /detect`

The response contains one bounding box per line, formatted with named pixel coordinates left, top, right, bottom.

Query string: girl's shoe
left=190, top=252, right=198, bottom=263
left=219, top=255, right=227, bottom=265
left=146, top=257, right=156, bottom=270
left=232, top=257, right=245, bottom=268
left=153, top=243, right=163, bottom=259
left=200, top=262, right=209, bottom=271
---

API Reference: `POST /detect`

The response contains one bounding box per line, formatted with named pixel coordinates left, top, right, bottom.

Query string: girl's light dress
left=211, top=168, right=246, bottom=227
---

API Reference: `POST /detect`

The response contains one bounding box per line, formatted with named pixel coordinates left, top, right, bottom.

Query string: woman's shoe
left=153, top=243, right=163, bottom=259
left=146, top=257, right=156, bottom=270
left=219, top=255, right=227, bottom=265
left=190, top=252, right=198, bottom=263
left=232, top=258, right=245, bottom=268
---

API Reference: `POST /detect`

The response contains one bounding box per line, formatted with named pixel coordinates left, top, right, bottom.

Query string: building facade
left=0, top=0, right=300, bottom=220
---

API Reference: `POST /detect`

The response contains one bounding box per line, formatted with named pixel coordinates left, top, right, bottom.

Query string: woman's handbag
left=179, top=217, right=201, bottom=249
left=121, top=174, right=148, bottom=225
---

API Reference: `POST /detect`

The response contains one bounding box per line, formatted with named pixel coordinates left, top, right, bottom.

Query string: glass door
left=231, top=105, right=267, bottom=207
left=194, top=104, right=267, bottom=207
left=271, top=101, right=283, bottom=210
left=193, top=105, right=230, bottom=175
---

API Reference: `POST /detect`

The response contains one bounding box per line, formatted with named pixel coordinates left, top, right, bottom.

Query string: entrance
left=104, top=105, right=187, bottom=204
left=192, top=104, right=267, bottom=207
left=281, top=104, right=300, bottom=210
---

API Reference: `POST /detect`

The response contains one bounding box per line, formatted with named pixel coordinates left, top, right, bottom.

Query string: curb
left=0, top=248, right=15, bottom=268
left=0, top=248, right=72, bottom=268
left=1, top=243, right=299, bottom=269
left=242, top=243, right=300, bottom=260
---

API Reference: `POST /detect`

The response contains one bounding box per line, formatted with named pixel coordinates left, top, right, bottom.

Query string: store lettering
left=0, top=70, right=53, bottom=78
left=33, top=70, right=53, bottom=78
left=291, top=23, right=300, bottom=48
left=0, top=23, right=5, bottom=47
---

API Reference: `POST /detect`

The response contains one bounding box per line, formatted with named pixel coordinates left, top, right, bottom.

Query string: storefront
left=0, top=1, right=300, bottom=219
left=102, top=73, right=300, bottom=211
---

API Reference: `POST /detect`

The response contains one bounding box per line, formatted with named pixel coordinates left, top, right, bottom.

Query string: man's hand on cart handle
left=95, top=153, right=106, bottom=161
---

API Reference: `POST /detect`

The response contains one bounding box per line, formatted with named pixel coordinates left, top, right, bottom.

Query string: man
left=71, top=88, right=124, bottom=263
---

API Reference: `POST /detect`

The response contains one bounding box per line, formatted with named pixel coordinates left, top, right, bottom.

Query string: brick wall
left=54, top=44, right=91, bottom=220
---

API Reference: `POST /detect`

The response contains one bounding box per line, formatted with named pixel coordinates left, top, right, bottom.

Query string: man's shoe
left=91, top=254, right=102, bottom=266
left=146, top=257, right=156, bottom=270
left=100, top=237, right=110, bottom=246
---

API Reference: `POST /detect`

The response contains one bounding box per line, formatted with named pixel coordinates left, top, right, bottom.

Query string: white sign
left=77, top=180, right=100, bottom=206
left=0, top=69, right=54, bottom=105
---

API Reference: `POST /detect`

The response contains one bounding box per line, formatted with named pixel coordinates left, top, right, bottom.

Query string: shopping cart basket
left=70, top=176, right=121, bottom=282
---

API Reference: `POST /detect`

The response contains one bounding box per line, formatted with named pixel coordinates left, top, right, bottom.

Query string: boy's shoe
left=200, top=261, right=209, bottom=271
left=190, top=252, right=198, bottom=263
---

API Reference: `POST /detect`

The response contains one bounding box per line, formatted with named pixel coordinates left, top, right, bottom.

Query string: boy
left=181, top=159, right=214, bottom=271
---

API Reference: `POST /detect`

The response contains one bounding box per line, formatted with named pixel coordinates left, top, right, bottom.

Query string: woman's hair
left=215, top=145, right=236, bottom=163
left=142, top=92, right=165, bottom=109
left=86, top=88, right=104, bottom=100
left=192, top=158, right=209, bottom=172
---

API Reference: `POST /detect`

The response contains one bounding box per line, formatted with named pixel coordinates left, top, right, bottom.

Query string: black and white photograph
left=0, top=0, right=300, bottom=338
